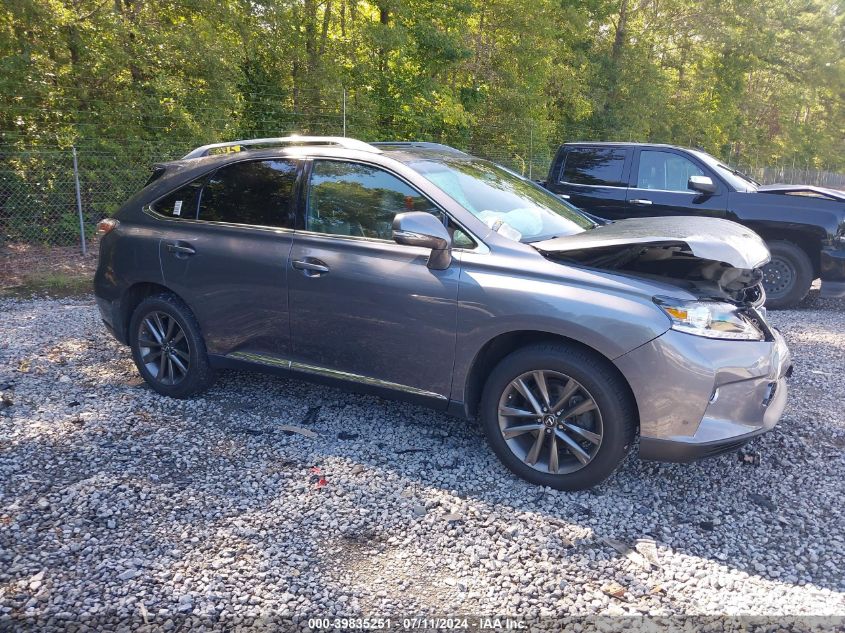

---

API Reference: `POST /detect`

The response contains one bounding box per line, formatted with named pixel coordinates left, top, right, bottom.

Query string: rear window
left=560, top=148, right=627, bottom=187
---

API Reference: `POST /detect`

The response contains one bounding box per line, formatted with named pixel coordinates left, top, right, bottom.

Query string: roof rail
left=370, top=141, right=468, bottom=155
left=182, top=136, right=382, bottom=159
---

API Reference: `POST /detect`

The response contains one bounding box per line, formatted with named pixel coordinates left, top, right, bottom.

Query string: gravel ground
left=1, top=290, right=844, bottom=631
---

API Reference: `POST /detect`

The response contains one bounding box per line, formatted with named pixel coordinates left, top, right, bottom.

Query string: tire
left=480, top=343, right=636, bottom=491
left=129, top=293, right=215, bottom=398
left=762, top=240, right=813, bottom=309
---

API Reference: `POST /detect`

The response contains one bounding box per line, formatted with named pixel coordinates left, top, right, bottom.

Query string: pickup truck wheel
left=762, top=240, right=813, bottom=309
left=129, top=294, right=215, bottom=398
left=480, top=343, right=636, bottom=491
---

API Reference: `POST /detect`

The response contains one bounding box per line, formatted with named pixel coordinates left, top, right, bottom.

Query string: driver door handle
left=292, top=259, right=330, bottom=276
left=630, top=198, right=653, bottom=206
left=165, top=241, right=196, bottom=256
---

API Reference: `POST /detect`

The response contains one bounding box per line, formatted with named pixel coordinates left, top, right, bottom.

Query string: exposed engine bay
left=542, top=243, right=766, bottom=306
left=532, top=216, right=771, bottom=307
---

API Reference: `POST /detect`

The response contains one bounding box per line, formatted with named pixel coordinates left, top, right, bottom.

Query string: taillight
left=97, top=218, right=119, bottom=235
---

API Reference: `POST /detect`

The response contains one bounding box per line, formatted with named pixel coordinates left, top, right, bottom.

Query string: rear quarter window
left=151, top=180, right=203, bottom=219
left=560, top=148, right=627, bottom=187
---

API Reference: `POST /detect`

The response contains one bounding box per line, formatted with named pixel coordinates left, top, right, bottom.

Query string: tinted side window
left=307, top=160, right=443, bottom=240
left=637, top=150, right=705, bottom=192
left=152, top=180, right=203, bottom=219
left=198, top=160, right=297, bottom=228
left=560, top=148, right=627, bottom=186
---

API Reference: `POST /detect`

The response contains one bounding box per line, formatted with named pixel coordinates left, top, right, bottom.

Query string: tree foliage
left=1, top=0, right=842, bottom=169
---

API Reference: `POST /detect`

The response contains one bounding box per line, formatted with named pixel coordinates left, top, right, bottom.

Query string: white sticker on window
left=173, top=200, right=183, bottom=216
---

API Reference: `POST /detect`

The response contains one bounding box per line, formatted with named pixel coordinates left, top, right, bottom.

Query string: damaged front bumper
left=615, top=327, right=792, bottom=462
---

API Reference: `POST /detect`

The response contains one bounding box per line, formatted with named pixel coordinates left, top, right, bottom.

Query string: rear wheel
left=762, top=240, right=813, bottom=309
left=480, top=343, right=636, bottom=491
left=129, top=294, right=215, bottom=398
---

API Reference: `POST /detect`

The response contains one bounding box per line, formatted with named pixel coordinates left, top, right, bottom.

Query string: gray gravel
left=1, top=290, right=844, bottom=630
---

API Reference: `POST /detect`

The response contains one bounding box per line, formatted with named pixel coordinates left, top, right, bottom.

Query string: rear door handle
left=292, top=259, right=330, bottom=276
left=630, top=199, right=653, bottom=206
left=558, top=194, right=571, bottom=200
left=165, top=242, right=196, bottom=256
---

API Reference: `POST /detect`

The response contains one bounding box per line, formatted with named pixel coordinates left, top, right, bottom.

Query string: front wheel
left=480, top=343, right=636, bottom=491
left=762, top=240, right=813, bottom=309
left=129, top=293, right=215, bottom=398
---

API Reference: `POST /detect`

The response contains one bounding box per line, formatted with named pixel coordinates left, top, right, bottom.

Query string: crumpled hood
left=756, top=184, right=845, bottom=201
left=533, top=216, right=770, bottom=270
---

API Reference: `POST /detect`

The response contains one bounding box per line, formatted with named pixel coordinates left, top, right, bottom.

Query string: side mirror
left=392, top=211, right=452, bottom=270
left=689, top=175, right=717, bottom=194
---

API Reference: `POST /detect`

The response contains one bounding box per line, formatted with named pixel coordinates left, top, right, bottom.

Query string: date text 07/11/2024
left=307, top=617, right=526, bottom=630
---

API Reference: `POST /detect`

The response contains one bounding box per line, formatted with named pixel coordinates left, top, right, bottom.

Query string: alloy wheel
left=497, top=370, right=603, bottom=474
left=137, top=311, right=191, bottom=386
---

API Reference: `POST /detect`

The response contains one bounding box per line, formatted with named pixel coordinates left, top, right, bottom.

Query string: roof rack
left=370, top=141, right=468, bottom=155
left=182, top=136, right=382, bottom=159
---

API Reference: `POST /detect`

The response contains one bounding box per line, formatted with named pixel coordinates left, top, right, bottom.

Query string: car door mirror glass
left=392, top=211, right=452, bottom=270
left=689, top=175, right=717, bottom=194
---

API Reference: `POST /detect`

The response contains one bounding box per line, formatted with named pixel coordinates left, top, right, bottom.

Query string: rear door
left=552, top=146, right=631, bottom=219
left=155, top=158, right=298, bottom=358
left=624, top=148, right=727, bottom=218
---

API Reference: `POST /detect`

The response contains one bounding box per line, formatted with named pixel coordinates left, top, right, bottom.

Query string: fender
left=449, top=249, right=675, bottom=405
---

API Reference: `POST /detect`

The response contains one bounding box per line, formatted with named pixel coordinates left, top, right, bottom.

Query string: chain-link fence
left=2, top=124, right=844, bottom=255
left=0, top=128, right=555, bottom=252
left=1, top=144, right=186, bottom=252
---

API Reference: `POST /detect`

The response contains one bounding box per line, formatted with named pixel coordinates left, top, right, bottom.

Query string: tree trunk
left=600, top=0, right=630, bottom=130
left=376, top=3, right=391, bottom=128
left=113, top=0, right=144, bottom=86
left=319, top=0, right=332, bottom=56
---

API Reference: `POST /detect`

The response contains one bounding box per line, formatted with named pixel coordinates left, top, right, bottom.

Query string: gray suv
left=94, top=137, right=793, bottom=490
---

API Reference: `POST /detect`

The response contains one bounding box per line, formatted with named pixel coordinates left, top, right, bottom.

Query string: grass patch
left=0, top=272, right=92, bottom=299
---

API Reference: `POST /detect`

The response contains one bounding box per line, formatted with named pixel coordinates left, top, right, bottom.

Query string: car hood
left=756, top=184, right=845, bottom=201
left=533, top=216, right=770, bottom=270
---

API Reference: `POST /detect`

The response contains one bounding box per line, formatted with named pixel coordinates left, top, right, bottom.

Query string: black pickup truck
left=542, top=142, right=845, bottom=308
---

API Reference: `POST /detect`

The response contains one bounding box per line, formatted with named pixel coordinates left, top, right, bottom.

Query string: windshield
left=408, top=157, right=595, bottom=242
left=690, top=150, right=759, bottom=191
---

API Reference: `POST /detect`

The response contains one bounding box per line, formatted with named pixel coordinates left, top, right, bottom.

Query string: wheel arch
left=117, top=282, right=186, bottom=344
left=743, top=223, right=823, bottom=277
left=460, top=330, right=639, bottom=427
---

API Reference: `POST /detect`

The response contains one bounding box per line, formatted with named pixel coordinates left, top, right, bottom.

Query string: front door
left=624, top=149, right=727, bottom=218
left=157, top=158, right=298, bottom=358
left=288, top=159, right=460, bottom=403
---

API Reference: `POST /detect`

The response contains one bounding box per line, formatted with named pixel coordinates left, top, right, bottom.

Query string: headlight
left=654, top=296, right=764, bottom=341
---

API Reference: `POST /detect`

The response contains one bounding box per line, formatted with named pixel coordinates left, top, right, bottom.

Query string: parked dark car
left=542, top=142, right=845, bottom=308
left=95, top=137, right=792, bottom=490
